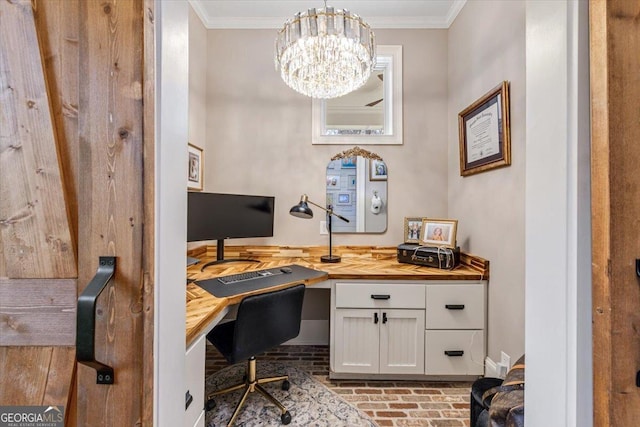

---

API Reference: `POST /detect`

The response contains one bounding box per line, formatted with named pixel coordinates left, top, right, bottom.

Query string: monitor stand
left=200, top=239, right=259, bottom=272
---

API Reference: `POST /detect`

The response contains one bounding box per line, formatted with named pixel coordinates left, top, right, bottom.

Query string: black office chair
left=205, top=284, right=306, bottom=426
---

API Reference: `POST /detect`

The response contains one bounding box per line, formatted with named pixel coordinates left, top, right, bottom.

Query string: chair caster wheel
left=205, top=399, right=216, bottom=411
left=281, top=411, right=291, bottom=425
left=281, top=379, right=290, bottom=391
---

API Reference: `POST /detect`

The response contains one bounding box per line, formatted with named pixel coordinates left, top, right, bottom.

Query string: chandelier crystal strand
left=275, top=6, right=375, bottom=99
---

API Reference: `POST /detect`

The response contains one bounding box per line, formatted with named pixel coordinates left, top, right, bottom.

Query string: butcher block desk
left=184, top=246, right=489, bottom=427
left=185, top=245, right=489, bottom=346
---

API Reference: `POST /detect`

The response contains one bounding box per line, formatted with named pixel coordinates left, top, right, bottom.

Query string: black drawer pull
left=444, top=350, right=464, bottom=357
left=371, top=294, right=391, bottom=300
left=185, top=391, right=193, bottom=410
left=445, top=304, right=465, bottom=310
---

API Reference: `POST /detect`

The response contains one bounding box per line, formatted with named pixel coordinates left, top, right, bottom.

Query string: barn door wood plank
left=33, top=0, right=80, bottom=250
left=0, top=278, right=76, bottom=345
left=76, top=0, right=146, bottom=425
left=591, top=0, right=640, bottom=426
left=0, top=0, right=76, bottom=279
left=42, top=347, right=76, bottom=408
left=0, top=346, right=52, bottom=405
left=141, top=0, right=156, bottom=424
left=0, top=346, right=75, bottom=412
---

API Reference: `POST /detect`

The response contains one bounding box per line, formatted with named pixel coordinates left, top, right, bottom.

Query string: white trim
left=445, top=0, right=467, bottom=28
left=196, top=16, right=456, bottom=30
left=188, top=0, right=467, bottom=30
left=155, top=1, right=189, bottom=426
left=525, top=1, right=592, bottom=426
left=312, top=45, right=403, bottom=145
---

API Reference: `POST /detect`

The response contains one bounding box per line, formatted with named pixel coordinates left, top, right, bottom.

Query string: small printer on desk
left=397, top=243, right=460, bottom=270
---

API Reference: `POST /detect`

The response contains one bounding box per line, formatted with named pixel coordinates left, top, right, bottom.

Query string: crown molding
left=189, top=0, right=467, bottom=30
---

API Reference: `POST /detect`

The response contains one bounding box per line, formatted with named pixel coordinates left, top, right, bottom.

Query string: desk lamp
left=289, top=194, right=349, bottom=263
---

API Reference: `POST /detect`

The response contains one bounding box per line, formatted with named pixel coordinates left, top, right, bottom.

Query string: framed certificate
left=458, top=81, right=511, bottom=176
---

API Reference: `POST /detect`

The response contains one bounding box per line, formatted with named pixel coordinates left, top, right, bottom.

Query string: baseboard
left=286, top=320, right=329, bottom=345
left=485, top=356, right=499, bottom=378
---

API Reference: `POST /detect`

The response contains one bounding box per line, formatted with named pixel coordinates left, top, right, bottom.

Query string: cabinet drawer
left=424, top=330, right=485, bottom=376
left=185, top=335, right=205, bottom=427
left=425, top=284, right=484, bottom=329
left=335, top=283, right=425, bottom=309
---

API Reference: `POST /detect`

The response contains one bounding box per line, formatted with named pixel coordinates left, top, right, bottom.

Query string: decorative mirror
left=326, top=147, right=387, bottom=233
left=312, top=45, right=403, bottom=145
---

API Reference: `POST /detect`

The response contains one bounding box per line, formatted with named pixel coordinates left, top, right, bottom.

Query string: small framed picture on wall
left=188, top=143, right=203, bottom=191
left=370, top=159, right=387, bottom=181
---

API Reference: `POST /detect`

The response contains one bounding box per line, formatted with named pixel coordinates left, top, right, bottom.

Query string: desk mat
left=195, top=264, right=326, bottom=298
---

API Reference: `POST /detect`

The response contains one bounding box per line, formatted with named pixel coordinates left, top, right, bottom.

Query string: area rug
left=205, top=361, right=376, bottom=427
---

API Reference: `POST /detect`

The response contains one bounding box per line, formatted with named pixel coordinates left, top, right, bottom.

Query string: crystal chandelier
left=274, top=2, right=375, bottom=99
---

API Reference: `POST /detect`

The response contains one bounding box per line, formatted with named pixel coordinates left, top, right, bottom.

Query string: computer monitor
left=187, top=192, right=275, bottom=270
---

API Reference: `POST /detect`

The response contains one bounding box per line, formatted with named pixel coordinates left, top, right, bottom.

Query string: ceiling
left=189, top=0, right=467, bottom=29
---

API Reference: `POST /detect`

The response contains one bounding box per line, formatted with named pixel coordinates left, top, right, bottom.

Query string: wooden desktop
left=185, top=245, right=488, bottom=346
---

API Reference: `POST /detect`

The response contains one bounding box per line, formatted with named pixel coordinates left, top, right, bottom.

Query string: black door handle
left=444, top=350, right=464, bottom=357
left=445, top=304, right=465, bottom=310
left=382, top=312, right=388, bottom=324
left=77, top=256, right=116, bottom=385
left=374, top=312, right=379, bottom=324
left=371, top=294, right=391, bottom=300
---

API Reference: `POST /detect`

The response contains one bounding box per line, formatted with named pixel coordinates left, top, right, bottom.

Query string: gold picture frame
left=420, top=218, right=458, bottom=248
left=458, top=81, right=511, bottom=176
left=404, top=217, right=425, bottom=244
left=187, top=143, right=203, bottom=191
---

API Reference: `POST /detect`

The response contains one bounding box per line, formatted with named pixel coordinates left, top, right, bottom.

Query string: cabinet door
left=185, top=335, right=205, bottom=427
left=334, top=309, right=380, bottom=373
left=379, top=309, right=425, bottom=375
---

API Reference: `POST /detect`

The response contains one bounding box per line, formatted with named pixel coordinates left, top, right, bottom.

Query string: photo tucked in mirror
left=326, top=147, right=387, bottom=233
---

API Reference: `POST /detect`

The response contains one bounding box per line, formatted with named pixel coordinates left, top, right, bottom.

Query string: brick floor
left=206, top=344, right=472, bottom=427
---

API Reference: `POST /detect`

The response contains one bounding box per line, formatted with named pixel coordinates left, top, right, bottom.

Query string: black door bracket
left=76, top=256, right=116, bottom=384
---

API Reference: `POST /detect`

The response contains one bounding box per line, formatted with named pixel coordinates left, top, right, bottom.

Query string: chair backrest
left=232, top=284, right=306, bottom=361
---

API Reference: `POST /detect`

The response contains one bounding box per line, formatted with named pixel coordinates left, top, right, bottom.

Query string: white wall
left=525, top=1, right=592, bottom=426
left=189, top=6, right=207, bottom=152
left=155, top=1, right=189, bottom=426
left=202, top=29, right=449, bottom=247
left=447, top=1, right=526, bottom=362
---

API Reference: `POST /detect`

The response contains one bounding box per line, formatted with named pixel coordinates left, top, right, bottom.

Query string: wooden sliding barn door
left=590, top=0, right=640, bottom=426
left=0, top=0, right=155, bottom=425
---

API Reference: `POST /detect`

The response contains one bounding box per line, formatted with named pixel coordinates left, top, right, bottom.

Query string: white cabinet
left=424, top=284, right=486, bottom=376
left=185, top=335, right=205, bottom=427
left=331, top=280, right=486, bottom=379
left=333, top=282, right=425, bottom=375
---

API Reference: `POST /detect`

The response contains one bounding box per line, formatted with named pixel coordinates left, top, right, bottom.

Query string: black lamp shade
left=289, top=201, right=313, bottom=219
